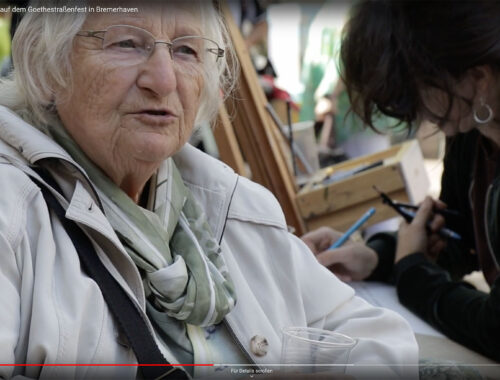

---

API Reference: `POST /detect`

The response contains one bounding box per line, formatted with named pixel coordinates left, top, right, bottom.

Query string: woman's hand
left=301, top=226, right=378, bottom=282
left=395, top=196, right=447, bottom=263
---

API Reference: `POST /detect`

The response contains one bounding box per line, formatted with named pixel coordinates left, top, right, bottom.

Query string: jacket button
left=250, top=335, right=268, bottom=357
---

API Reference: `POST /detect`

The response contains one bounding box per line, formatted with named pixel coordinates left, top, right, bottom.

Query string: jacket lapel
left=174, top=144, right=239, bottom=243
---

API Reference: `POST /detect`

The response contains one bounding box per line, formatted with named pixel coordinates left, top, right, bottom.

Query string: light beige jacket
left=0, top=106, right=418, bottom=379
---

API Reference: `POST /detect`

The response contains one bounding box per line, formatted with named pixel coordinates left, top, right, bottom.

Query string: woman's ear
left=468, top=65, right=495, bottom=100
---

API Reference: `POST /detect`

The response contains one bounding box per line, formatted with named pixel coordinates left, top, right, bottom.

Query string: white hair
left=0, top=0, right=238, bottom=130
left=195, top=1, right=238, bottom=126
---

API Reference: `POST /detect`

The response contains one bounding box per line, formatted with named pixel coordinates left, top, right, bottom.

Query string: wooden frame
left=213, top=105, right=247, bottom=177
left=296, top=140, right=429, bottom=232
left=220, top=3, right=305, bottom=235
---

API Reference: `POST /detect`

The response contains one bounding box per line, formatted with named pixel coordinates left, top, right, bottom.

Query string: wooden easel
left=213, top=105, right=247, bottom=177
left=214, top=3, right=306, bottom=235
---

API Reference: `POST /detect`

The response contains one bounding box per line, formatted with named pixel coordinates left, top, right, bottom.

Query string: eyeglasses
left=76, top=24, right=224, bottom=68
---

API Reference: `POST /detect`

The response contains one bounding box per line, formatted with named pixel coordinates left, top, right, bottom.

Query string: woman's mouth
left=131, top=109, right=178, bottom=126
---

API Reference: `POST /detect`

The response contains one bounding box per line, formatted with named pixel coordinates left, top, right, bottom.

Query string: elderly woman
left=0, top=1, right=417, bottom=379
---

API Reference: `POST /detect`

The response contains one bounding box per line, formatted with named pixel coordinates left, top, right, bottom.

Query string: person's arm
left=394, top=198, right=500, bottom=361
left=395, top=254, right=500, bottom=361
left=321, top=293, right=419, bottom=380
left=0, top=231, right=25, bottom=379
left=289, top=234, right=419, bottom=380
left=301, top=227, right=379, bottom=282
left=300, top=226, right=399, bottom=282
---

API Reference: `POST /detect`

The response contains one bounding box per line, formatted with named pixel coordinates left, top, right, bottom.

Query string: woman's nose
left=137, top=45, right=177, bottom=97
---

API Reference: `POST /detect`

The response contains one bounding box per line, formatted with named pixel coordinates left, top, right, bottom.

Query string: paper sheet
left=350, top=281, right=444, bottom=338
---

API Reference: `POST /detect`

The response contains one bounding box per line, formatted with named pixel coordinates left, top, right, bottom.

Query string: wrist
left=365, top=232, right=397, bottom=281
left=395, top=242, right=426, bottom=263
left=395, top=247, right=407, bottom=263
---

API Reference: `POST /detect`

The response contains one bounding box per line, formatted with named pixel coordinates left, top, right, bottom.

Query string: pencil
left=329, top=207, right=376, bottom=249
left=394, top=202, right=460, bottom=218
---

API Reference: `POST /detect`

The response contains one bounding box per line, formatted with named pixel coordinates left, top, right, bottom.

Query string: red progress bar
left=0, top=364, right=214, bottom=367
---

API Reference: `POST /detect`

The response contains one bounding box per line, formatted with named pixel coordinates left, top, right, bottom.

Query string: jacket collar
left=0, top=106, right=80, bottom=164
left=0, top=106, right=239, bottom=242
left=173, top=143, right=239, bottom=242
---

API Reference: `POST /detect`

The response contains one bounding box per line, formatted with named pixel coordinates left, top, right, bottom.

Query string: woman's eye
left=174, top=45, right=197, bottom=56
left=114, top=39, right=137, bottom=49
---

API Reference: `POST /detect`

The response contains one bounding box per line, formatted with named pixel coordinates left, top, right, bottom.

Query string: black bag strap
left=30, top=168, right=189, bottom=380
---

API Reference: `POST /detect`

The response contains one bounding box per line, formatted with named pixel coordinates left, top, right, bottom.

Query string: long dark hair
left=340, top=0, right=500, bottom=131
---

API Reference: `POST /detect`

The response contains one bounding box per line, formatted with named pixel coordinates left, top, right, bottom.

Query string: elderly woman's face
left=57, top=4, right=204, bottom=189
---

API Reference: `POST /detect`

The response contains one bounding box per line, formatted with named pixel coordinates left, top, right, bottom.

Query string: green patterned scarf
left=48, top=123, right=236, bottom=327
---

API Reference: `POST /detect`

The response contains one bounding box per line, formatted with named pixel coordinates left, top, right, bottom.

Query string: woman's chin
left=441, top=125, right=459, bottom=137
left=131, top=140, right=181, bottom=164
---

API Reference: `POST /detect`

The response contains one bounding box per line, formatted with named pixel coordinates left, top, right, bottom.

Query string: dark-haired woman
left=314, top=0, right=500, bottom=361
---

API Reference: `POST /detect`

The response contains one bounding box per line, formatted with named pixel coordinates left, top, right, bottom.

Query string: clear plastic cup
left=281, top=327, right=357, bottom=375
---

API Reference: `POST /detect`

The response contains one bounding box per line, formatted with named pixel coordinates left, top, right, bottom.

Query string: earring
left=473, top=97, right=494, bottom=124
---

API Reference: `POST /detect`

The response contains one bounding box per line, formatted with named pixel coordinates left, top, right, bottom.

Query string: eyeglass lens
left=101, top=25, right=218, bottom=68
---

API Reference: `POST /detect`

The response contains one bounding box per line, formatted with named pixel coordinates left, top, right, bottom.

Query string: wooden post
left=213, top=105, right=247, bottom=176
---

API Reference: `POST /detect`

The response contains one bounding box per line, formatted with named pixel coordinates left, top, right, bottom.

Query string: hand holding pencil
left=328, top=207, right=376, bottom=249
left=395, top=196, right=448, bottom=263
left=373, top=186, right=461, bottom=241
left=301, top=224, right=378, bottom=282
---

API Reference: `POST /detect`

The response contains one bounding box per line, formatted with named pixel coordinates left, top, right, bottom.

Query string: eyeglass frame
left=75, top=24, right=225, bottom=64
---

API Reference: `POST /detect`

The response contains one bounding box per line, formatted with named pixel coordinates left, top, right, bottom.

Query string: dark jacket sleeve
left=435, top=131, right=480, bottom=279
left=366, top=232, right=397, bottom=282
left=395, top=254, right=500, bottom=362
